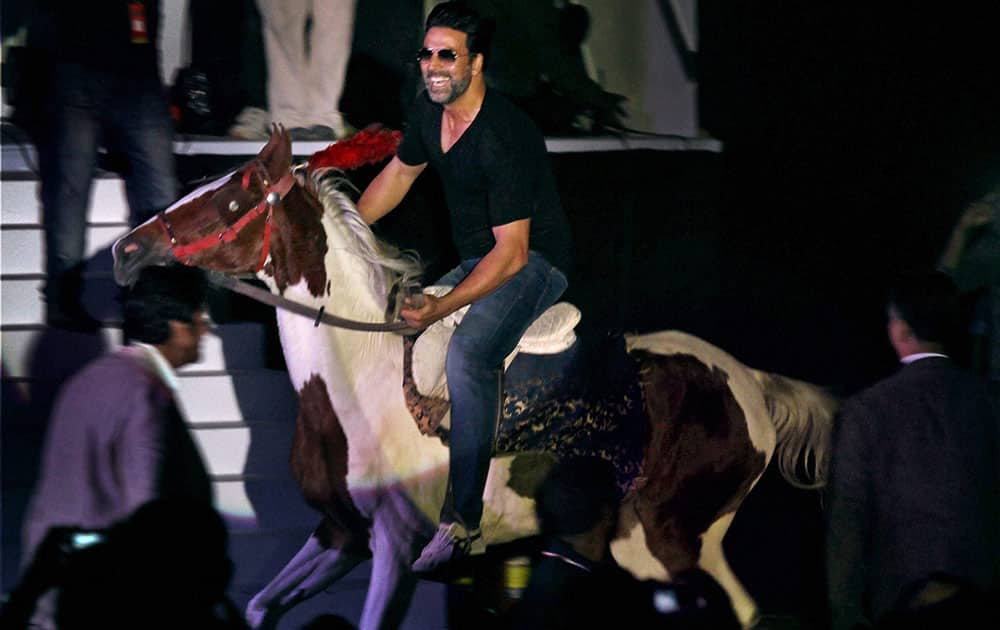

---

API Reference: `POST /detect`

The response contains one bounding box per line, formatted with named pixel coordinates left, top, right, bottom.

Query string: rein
left=157, top=162, right=295, bottom=271
left=206, top=271, right=419, bottom=335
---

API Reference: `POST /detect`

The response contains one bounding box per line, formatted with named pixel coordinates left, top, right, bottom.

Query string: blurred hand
left=399, top=293, right=448, bottom=330
left=958, top=197, right=996, bottom=231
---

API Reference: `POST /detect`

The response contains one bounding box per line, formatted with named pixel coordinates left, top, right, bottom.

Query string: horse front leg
left=357, top=519, right=421, bottom=630
left=246, top=528, right=369, bottom=629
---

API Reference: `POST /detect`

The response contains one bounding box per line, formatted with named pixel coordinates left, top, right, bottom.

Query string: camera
left=0, top=526, right=112, bottom=627
left=651, top=585, right=681, bottom=615
left=49, top=526, right=109, bottom=558
left=69, top=530, right=106, bottom=551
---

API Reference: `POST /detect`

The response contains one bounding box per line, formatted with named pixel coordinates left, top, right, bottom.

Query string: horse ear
left=259, top=124, right=293, bottom=180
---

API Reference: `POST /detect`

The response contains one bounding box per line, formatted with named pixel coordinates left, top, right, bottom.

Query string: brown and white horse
left=112, top=128, right=838, bottom=629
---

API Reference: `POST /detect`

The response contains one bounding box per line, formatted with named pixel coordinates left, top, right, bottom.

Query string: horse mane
left=295, top=165, right=424, bottom=303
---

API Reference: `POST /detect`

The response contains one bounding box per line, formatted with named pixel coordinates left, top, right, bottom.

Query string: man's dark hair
left=425, top=1, right=495, bottom=65
left=534, top=456, right=619, bottom=537
left=122, top=265, right=209, bottom=344
left=887, top=270, right=962, bottom=345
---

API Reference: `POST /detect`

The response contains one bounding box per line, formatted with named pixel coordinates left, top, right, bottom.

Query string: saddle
left=404, top=286, right=581, bottom=438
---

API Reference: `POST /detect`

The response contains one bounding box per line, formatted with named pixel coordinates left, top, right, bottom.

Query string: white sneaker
left=412, top=522, right=485, bottom=573
left=228, top=107, right=271, bottom=140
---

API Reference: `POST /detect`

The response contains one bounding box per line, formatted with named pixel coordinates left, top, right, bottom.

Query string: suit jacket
left=23, top=347, right=212, bottom=558
left=825, top=356, right=1000, bottom=629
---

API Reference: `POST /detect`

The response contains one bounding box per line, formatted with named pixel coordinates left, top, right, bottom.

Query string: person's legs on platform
left=38, top=63, right=104, bottom=330
left=307, top=0, right=356, bottom=138
left=256, top=0, right=310, bottom=130
left=113, top=72, right=177, bottom=227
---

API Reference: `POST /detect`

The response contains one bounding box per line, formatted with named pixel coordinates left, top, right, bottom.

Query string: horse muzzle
left=112, top=232, right=171, bottom=286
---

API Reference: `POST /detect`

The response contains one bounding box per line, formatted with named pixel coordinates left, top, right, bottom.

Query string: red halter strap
left=158, top=164, right=295, bottom=272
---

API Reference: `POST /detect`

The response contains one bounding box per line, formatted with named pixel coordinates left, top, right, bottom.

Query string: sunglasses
left=416, top=47, right=468, bottom=64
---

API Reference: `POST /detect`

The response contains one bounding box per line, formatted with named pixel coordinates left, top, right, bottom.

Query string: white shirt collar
left=129, top=342, right=180, bottom=392
left=900, top=352, right=948, bottom=365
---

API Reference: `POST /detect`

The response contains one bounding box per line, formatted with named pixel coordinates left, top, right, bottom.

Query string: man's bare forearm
left=357, top=156, right=426, bottom=224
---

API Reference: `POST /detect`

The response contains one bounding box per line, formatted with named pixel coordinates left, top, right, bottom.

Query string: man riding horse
left=357, top=1, right=573, bottom=572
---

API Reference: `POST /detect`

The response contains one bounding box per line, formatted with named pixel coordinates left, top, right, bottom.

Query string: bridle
left=157, top=160, right=295, bottom=272
left=154, top=160, right=419, bottom=335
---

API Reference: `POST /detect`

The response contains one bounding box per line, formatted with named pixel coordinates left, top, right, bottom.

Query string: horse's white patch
left=611, top=500, right=670, bottom=581
left=480, top=454, right=541, bottom=545
left=162, top=171, right=236, bottom=216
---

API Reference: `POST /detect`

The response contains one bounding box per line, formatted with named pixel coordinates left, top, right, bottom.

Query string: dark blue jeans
left=436, top=251, right=568, bottom=528
left=38, top=62, right=176, bottom=303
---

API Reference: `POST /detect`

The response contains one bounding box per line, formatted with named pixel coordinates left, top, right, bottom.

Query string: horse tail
left=751, top=370, right=840, bottom=490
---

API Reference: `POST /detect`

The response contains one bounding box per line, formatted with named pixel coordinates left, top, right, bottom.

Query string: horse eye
left=228, top=200, right=240, bottom=212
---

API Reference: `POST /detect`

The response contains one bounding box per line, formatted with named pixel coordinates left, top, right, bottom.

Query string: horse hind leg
left=246, top=531, right=369, bottom=629
left=698, top=512, right=760, bottom=629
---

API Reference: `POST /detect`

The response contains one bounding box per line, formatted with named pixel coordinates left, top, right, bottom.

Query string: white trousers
left=256, top=0, right=357, bottom=131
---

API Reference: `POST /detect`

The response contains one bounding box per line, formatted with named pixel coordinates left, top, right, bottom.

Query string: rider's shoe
left=412, top=522, right=485, bottom=573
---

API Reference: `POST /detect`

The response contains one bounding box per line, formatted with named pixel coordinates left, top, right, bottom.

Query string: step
left=192, top=427, right=250, bottom=477
left=1, top=277, right=44, bottom=325
left=229, top=420, right=300, bottom=478
left=0, top=466, right=266, bottom=537
left=1, top=177, right=130, bottom=225
left=0, top=326, right=232, bottom=378
left=1, top=225, right=128, bottom=275
left=2, top=312, right=283, bottom=370
left=214, top=479, right=258, bottom=528
left=1, top=326, right=124, bottom=379
left=0, top=136, right=723, bottom=178
left=178, top=370, right=297, bottom=426
left=0, top=338, right=298, bottom=426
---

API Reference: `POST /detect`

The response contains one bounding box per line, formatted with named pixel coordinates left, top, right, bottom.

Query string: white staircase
left=0, top=139, right=447, bottom=628
left=1, top=172, right=272, bottom=521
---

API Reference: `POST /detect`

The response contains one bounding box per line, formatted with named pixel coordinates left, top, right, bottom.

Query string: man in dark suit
left=22, top=265, right=214, bottom=560
left=825, top=271, right=1000, bottom=630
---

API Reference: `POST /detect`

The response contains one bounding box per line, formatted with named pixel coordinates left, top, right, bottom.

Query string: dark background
left=6, top=2, right=1000, bottom=627
left=672, top=4, right=1000, bottom=625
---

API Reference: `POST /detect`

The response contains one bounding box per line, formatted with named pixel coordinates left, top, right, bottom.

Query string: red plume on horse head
left=306, top=125, right=402, bottom=172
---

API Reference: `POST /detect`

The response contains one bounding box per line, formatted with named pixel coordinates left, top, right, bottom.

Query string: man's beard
left=424, top=68, right=472, bottom=104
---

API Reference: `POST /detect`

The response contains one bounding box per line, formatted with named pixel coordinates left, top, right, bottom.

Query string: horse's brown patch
left=506, top=452, right=559, bottom=498
left=264, top=185, right=329, bottom=297
left=291, top=374, right=370, bottom=551
left=631, top=350, right=765, bottom=573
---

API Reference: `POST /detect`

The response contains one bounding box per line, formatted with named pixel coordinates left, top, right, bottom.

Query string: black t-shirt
left=396, top=89, right=573, bottom=275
